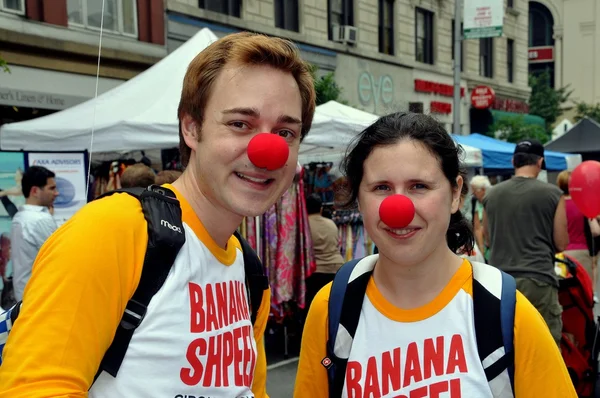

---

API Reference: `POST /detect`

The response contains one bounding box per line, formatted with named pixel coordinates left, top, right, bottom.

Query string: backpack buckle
left=121, top=299, right=147, bottom=330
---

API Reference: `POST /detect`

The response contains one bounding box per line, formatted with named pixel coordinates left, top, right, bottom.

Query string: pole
left=453, top=0, right=463, bottom=135
left=255, top=215, right=260, bottom=255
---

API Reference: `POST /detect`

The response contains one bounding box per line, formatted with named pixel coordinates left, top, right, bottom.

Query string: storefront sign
left=528, top=46, right=554, bottom=63
left=463, top=0, right=504, bottom=39
left=358, top=72, right=394, bottom=109
left=492, top=97, right=529, bottom=113
left=470, top=85, right=495, bottom=109
left=414, top=79, right=465, bottom=98
left=0, top=88, right=86, bottom=110
left=430, top=101, right=452, bottom=114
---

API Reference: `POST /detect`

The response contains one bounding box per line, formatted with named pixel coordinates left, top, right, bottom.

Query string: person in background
left=155, top=170, right=183, bottom=185
left=305, top=193, right=344, bottom=310
left=469, top=175, right=491, bottom=262
left=557, top=170, right=600, bottom=285
left=483, top=139, right=568, bottom=345
left=458, top=180, right=485, bottom=263
left=120, top=163, right=156, bottom=189
left=10, top=166, right=59, bottom=302
left=0, top=233, right=12, bottom=310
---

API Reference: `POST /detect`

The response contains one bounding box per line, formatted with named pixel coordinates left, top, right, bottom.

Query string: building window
left=328, top=0, right=354, bottom=40
left=275, top=0, right=299, bottom=32
left=528, top=2, right=554, bottom=47
left=415, top=8, right=434, bottom=64
left=379, top=0, right=394, bottom=55
left=409, top=102, right=424, bottom=113
left=1, top=0, right=25, bottom=15
left=451, top=20, right=464, bottom=71
left=199, top=0, right=241, bottom=17
left=479, top=37, right=494, bottom=78
left=507, top=38, right=514, bottom=82
left=67, top=0, right=138, bottom=37
left=507, top=0, right=514, bottom=9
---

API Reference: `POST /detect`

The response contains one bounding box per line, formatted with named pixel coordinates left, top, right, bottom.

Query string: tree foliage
left=573, top=102, right=600, bottom=123
left=490, top=115, right=550, bottom=144
left=528, top=70, right=570, bottom=130
left=0, top=55, right=9, bottom=73
left=310, top=65, right=347, bottom=106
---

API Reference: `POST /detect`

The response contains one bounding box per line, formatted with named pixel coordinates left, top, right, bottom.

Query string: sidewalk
left=266, top=358, right=298, bottom=398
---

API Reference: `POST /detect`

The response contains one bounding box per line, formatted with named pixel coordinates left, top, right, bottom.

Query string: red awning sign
left=470, top=85, right=496, bottom=109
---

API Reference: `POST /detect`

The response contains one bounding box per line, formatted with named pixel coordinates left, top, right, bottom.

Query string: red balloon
left=247, top=133, right=290, bottom=171
left=569, top=160, right=600, bottom=218
left=379, top=195, right=416, bottom=229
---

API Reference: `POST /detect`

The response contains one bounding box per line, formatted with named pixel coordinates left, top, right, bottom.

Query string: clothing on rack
left=245, top=166, right=316, bottom=310
left=332, top=209, right=375, bottom=260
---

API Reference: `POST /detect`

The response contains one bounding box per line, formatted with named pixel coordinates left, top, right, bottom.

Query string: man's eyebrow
left=277, top=115, right=302, bottom=125
left=222, top=108, right=302, bottom=125
left=222, top=107, right=260, bottom=117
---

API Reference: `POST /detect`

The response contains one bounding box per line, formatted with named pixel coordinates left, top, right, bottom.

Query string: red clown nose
left=379, top=195, right=415, bottom=229
left=247, top=133, right=290, bottom=171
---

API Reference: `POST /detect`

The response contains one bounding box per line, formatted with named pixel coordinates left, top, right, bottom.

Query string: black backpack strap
left=233, top=231, right=269, bottom=326
left=472, top=261, right=516, bottom=398
left=95, top=185, right=186, bottom=379
left=325, top=258, right=372, bottom=398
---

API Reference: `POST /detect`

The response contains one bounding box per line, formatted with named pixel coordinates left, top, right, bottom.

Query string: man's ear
left=181, top=114, right=200, bottom=151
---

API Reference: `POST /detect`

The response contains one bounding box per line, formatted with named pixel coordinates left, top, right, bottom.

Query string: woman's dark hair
left=340, top=112, right=474, bottom=253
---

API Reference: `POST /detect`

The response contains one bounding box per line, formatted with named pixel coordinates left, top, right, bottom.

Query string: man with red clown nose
left=0, top=32, right=316, bottom=398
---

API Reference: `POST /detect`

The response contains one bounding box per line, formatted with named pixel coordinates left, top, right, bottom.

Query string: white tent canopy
left=0, top=28, right=220, bottom=153
left=301, top=101, right=483, bottom=168
left=300, top=101, right=378, bottom=155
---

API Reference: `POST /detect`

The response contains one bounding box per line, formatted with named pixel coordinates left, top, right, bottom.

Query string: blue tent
left=453, top=133, right=573, bottom=170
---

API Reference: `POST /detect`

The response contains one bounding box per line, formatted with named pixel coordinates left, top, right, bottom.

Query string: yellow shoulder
left=513, top=291, right=577, bottom=396
left=294, top=282, right=331, bottom=398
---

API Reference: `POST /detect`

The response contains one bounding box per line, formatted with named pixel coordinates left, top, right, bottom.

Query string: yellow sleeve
left=0, top=194, right=147, bottom=398
left=294, top=283, right=331, bottom=398
left=252, top=287, right=271, bottom=398
left=514, top=291, right=577, bottom=397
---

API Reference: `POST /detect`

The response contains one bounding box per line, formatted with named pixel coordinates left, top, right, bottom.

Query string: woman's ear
left=452, top=175, right=464, bottom=214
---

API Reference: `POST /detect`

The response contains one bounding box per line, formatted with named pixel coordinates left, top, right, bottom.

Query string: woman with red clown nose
left=294, top=112, right=575, bottom=398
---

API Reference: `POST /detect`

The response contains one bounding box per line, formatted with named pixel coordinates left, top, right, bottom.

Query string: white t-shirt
left=91, top=222, right=258, bottom=398
left=342, top=257, right=491, bottom=397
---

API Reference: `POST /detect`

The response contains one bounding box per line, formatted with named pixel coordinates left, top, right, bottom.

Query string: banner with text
left=27, top=152, right=87, bottom=226
left=463, top=0, right=504, bottom=39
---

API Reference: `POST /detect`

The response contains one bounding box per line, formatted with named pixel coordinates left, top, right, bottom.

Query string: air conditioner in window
left=332, top=25, right=358, bottom=45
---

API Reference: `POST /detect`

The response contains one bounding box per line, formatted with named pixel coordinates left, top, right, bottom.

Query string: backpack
left=0, top=185, right=269, bottom=382
left=324, top=258, right=517, bottom=398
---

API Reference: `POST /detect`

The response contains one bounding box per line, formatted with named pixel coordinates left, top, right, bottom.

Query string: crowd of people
left=0, top=30, right=594, bottom=398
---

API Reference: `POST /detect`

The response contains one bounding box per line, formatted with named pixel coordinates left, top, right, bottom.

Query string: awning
left=453, top=133, right=581, bottom=170
left=0, top=65, right=124, bottom=111
left=491, top=110, right=545, bottom=127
